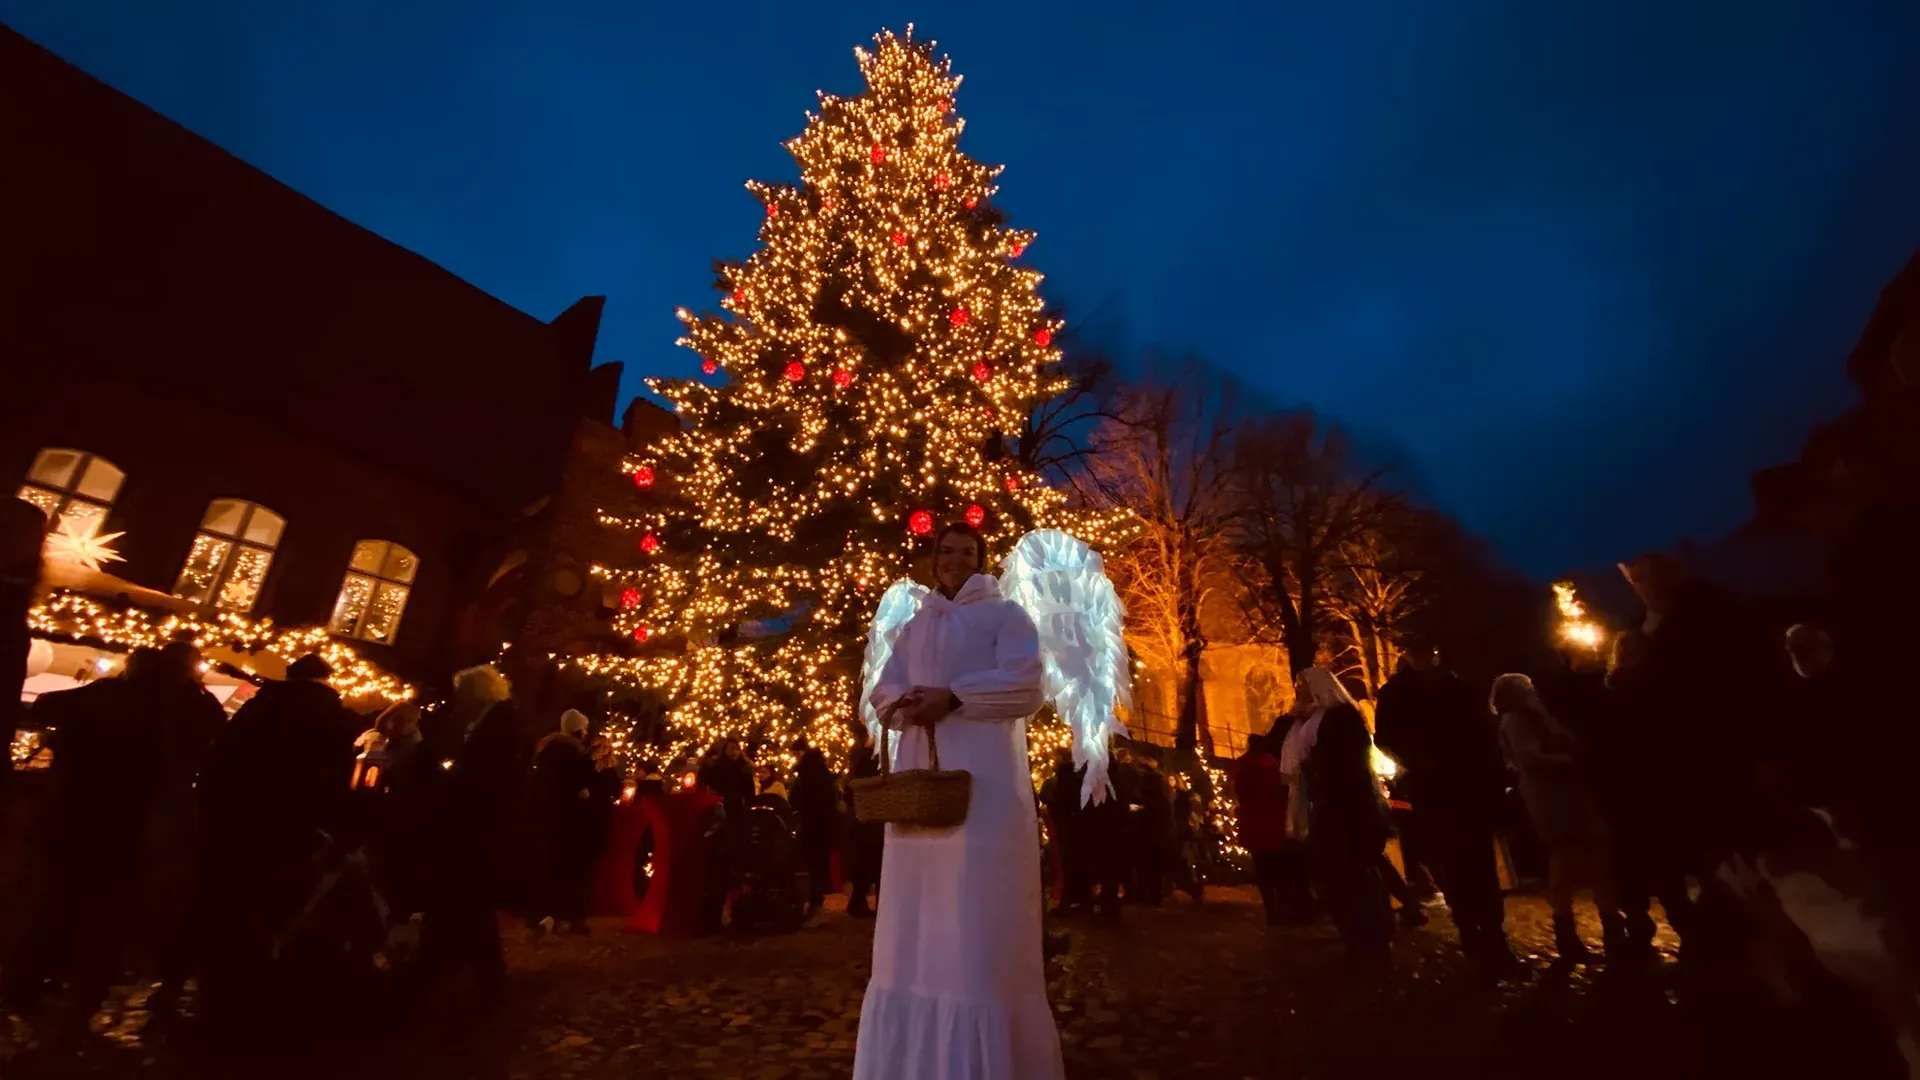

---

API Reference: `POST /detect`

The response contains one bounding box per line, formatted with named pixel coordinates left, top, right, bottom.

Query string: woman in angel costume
left=853, top=523, right=1128, bottom=1080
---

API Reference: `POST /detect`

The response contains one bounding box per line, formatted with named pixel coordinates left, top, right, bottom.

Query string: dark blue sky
left=7, top=1, right=1918, bottom=576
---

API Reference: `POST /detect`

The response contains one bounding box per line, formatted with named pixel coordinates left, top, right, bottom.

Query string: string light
left=25, top=587, right=415, bottom=705
left=562, top=27, right=1135, bottom=772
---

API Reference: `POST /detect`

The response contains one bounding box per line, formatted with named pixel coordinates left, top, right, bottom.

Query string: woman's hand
left=898, top=686, right=956, bottom=729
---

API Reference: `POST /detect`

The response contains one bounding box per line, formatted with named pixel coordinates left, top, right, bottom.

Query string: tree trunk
left=1174, top=629, right=1205, bottom=751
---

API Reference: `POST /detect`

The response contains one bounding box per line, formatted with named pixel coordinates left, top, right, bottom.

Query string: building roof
left=0, top=23, right=606, bottom=515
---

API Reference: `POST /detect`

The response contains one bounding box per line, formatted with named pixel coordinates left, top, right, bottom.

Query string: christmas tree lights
left=573, top=28, right=1130, bottom=770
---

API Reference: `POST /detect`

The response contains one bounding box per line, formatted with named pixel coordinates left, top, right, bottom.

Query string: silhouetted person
left=0, top=499, right=44, bottom=801
left=790, top=747, right=838, bottom=915
left=1601, top=630, right=1698, bottom=951
left=1302, top=672, right=1394, bottom=972
left=1374, top=645, right=1515, bottom=973
left=421, top=665, right=530, bottom=995
left=141, top=640, right=228, bottom=1017
left=2, top=649, right=164, bottom=1022
left=1233, top=734, right=1290, bottom=925
left=1133, top=757, right=1175, bottom=906
left=845, top=727, right=884, bottom=918
left=1046, top=751, right=1093, bottom=915
left=529, top=709, right=598, bottom=935
left=700, top=738, right=755, bottom=823
left=194, top=653, right=360, bottom=1031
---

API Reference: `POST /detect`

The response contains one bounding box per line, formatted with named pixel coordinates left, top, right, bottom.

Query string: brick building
left=0, top=23, right=635, bottom=689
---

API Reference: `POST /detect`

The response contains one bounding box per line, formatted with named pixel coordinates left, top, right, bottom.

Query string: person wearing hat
left=529, top=708, right=599, bottom=935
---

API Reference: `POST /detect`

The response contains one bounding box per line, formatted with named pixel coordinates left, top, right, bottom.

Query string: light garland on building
left=26, top=588, right=414, bottom=706
left=567, top=28, right=1133, bottom=769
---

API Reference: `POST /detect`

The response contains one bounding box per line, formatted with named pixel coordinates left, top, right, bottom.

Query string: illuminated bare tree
left=1079, top=359, right=1238, bottom=750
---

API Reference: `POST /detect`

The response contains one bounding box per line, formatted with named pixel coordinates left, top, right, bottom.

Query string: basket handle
left=877, top=698, right=941, bottom=775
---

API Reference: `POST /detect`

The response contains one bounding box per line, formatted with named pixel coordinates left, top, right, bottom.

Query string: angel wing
left=999, top=529, right=1131, bottom=807
left=859, top=578, right=929, bottom=746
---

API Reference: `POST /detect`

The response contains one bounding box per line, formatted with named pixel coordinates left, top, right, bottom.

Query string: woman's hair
left=452, top=664, right=512, bottom=705
left=930, top=521, right=988, bottom=574
left=1489, top=672, right=1541, bottom=715
left=1295, top=667, right=1358, bottom=712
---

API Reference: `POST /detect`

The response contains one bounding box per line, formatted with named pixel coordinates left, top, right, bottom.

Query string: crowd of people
left=1223, top=550, right=1918, bottom=1064
left=0, top=649, right=650, bottom=1045
left=4, top=511, right=1917, bottom=1070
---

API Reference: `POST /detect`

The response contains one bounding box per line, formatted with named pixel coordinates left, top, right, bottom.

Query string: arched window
left=172, top=499, right=284, bottom=613
left=329, top=540, right=419, bottom=644
left=15, top=448, right=125, bottom=538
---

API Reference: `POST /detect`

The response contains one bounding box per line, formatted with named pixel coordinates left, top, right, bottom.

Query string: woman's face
left=934, top=531, right=981, bottom=592
left=723, top=740, right=742, bottom=760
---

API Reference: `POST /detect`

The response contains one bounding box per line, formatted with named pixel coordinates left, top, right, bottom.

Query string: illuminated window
left=173, top=499, right=284, bottom=613
left=329, top=540, right=418, bottom=644
left=15, top=448, right=125, bottom=539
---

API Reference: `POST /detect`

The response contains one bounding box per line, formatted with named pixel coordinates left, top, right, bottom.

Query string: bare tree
left=1227, top=411, right=1400, bottom=678
left=1079, top=359, right=1238, bottom=751
left=1015, top=324, right=1121, bottom=486
left=1323, top=503, right=1433, bottom=697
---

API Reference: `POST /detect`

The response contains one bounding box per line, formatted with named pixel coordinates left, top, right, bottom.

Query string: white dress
left=853, top=573, right=1063, bottom=1080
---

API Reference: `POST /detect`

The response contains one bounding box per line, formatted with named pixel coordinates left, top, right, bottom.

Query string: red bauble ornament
left=870, top=145, right=887, bottom=164
left=631, top=623, right=651, bottom=644
left=908, top=509, right=934, bottom=536
left=939, top=97, right=952, bottom=112
left=934, top=173, right=950, bottom=189
left=620, top=588, right=642, bottom=610
left=784, top=360, right=806, bottom=382
left=1004, top=474, right=1021, bottom=492
left=890, top=230, right=908, bottom=247
left=821, top=198, right=834, bottom=211
left=731, top=288, right=745, bottom=302
left=765, top=202, right=777, bottom=217
left=1034, top=328, right=1053, bottom=347
left=964, top=504, right=987, bottom=528
left=1010, top=242, right=1026, bottom=257
left=632, top=465, right=655, bottom=489
left=965, top=197, right=978, bottom=209
left=832, top=368, right=852, bottom=388
left=702, top=359, right=718, bottom=375
left=639, top=533, right=661, bottom=555
left=971, top=362, right=991, bottom=383
left=950, top=307, right=970, bottom=327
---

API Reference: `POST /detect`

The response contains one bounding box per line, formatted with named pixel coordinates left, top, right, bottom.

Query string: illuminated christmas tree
left=579, top=27, right=1128, bottom=768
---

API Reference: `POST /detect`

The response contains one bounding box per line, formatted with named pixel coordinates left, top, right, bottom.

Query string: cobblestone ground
left=1, top=887, right=1883, bottom=1079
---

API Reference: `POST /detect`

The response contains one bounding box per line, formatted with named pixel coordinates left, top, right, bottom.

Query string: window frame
left=172, top=498, right=285, bottom=613
left=15, top=448, right=126, bottom=539
left=329, top=539, right=419, bottom=645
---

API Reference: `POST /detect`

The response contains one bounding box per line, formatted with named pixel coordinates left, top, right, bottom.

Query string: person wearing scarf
left=1291, top=667, right=1395, bottom=972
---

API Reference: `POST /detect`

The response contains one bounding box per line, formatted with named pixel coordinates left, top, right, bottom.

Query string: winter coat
left=533, top=731, right=600, bottom=864
left=199, top=677, right=359, bottom=865
left=790, top=751, right=839, bottom=855
left=33, top=678, right=164, bottom=852
left=1231, top=749, right=1287, bottom=854
left=1374, top=667, right=1505, bottom=826
left=1305, top=704, right=1391, bottom=859
left=1498, top=706, right=1607, bottom=845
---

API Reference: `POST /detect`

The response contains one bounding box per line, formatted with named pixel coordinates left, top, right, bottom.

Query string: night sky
left=6, top=1, right=1917, bottom=577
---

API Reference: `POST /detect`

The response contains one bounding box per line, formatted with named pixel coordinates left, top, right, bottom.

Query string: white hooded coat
left=852, top=572, right=1063, bottom=1080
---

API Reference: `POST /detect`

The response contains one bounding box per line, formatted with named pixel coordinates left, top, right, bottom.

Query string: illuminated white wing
left=999, top=529, right=1131, bottom=807
left=860, top=578, right=929, bottom=745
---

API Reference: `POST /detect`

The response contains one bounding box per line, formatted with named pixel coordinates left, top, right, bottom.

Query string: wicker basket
left=850, top=719, right=972, bottom=830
